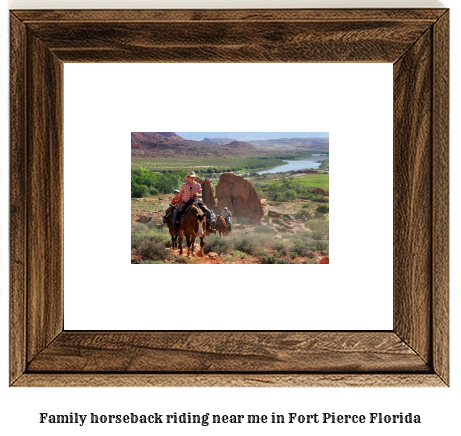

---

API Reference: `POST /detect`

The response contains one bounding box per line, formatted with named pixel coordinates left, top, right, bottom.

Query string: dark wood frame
left=10, top=9, right=449, bottom=387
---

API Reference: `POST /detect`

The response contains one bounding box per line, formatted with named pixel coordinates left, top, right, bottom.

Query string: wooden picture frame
left=10, top=9, right=449, bottom=387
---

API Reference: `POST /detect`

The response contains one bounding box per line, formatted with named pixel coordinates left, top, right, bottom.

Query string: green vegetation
left=133, top=235, right=173, bottom=262
left=203, top=236, right=234, bottom=255
left=318, top=159, right=329, bottom=171
left=131, top=152, right=313, bottom=174
left=131, top=214, right=329, bottom=264
left=232, top=250, right=250, bottom=260
left=131, top=168, right=189, bottom=198
left=255, top=174, right=329, bottom=201
left=291, top=174, right=329, bottom=190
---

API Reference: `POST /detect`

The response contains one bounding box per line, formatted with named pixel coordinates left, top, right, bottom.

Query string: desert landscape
left=131, top=132, right=329, bottom=264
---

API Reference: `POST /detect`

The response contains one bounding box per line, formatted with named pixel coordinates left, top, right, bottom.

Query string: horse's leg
left=186, top=234, right=192, bottom=257
left=178, top=230, right=184, bottom=255
left=199, top=237, right=204, bottom=257
left=191, top=235, right=196, bottom=256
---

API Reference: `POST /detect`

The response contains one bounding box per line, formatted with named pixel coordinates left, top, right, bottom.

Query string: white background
left=63, top=63, right=392, bottom=331
left=1, top=1, right=459, bottom=436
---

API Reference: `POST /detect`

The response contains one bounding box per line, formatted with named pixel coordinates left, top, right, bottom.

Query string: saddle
left=174, top=200, right=195, bottom=230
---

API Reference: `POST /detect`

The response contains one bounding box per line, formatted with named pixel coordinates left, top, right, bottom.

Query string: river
left=257, top=155, right=328, bottom=175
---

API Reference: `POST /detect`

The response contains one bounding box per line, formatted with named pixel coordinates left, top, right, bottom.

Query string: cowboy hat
left=185, top=171, right=198, bottom=179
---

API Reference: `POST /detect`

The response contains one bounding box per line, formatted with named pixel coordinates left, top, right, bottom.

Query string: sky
left=177, top=132, right=329, bottom=141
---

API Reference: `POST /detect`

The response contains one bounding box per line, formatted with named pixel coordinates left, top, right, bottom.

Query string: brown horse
left=216, top=215, right=230, bottom=237
left=178, top=204, right=207, bottom=257
left=162, top=206, right=180, bottom=249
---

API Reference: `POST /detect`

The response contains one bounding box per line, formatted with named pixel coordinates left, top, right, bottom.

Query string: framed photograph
left=10, top=9, right=449, bottom=387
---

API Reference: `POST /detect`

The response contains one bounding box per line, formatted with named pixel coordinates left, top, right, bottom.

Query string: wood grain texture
left=27, top=21, right=432, bottom=63
left=26, top=34, right=64, bottom=362
left=27, top=332, right=429, bottom=373
left=393, top=29, right=433, bottom=365
left=13, top=373, right=446, bottom=388
left=432, top=11, right=449, bottom=385
left=9, top=13, right=27, bottom=386
left=12, top=9, right=447, bottom=22
left=9, top=8, right=449, bottom=387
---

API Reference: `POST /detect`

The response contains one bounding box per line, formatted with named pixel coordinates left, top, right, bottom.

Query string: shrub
left=132, top=183, right=149, bottom=198
left=145, top=219, right=158, bottom=229
left=306, top=219, right=329, bottom=235
left=311, top=231, right=325, bottom=240
left=223, top=255, right=234, bottom=263
left=253, top=225, right=275, bottom=234
left=137, top=260, right=165, bottom=264
left=289, top=251, right=298, bottom=260
left=261, top=255, right=276, bottom=264
left=276, top=247, right=288, bottom=257
left=284, top=189, right=298, bottom=200
left=312, top=240, right=329, bottom=252
left=135, top=236, right=173, bottom=261
left=312, top=194, right=328, bottom=203
left=131, top=233, right=142, bottom=249
left=317, top=205, right=329, bottom=214
left=270, top=239, right=285, bottom=251
left=204, top=235, right=233, bottom=255
left=261, top=255, right=291, bottom=264
left=232, top=250, right=250, bottom=260
left=294, top=212, right=302, bottom=219
left=291, top=243, right=310, bottom=258
left=131, top=222, right=148, bottom=234
left=233, top=237, right=256, bottom=255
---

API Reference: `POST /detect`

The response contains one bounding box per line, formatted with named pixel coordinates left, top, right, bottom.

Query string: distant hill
left=131, top=132, right=256, bottom=158
left=225, top=141, right=254, bottom=149
left=203, top=137, right=235, bottom=144
left=131, top=132, right=184, bottom=150
left=248, top=137, right=329, bottom=151
left=178, top=132, right=329, bottom=141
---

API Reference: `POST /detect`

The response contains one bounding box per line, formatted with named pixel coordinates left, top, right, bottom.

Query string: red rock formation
left=201, top=178, right=218, bottom=211
left=215, top=173, right=264, bottom=223
left=267, top=205, right=284, bottom=218
left=156, top=132, right=184, bottom=140
left=260, top=199, right=268, bottom=216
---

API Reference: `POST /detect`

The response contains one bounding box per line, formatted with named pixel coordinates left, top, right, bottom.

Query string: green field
left=132, top=156, right=290, bottom=172
left=260, top=174, right=329, bottom=191
left=131, top=152, right=315, bottom=173
left=293, top=174, right=329, bottom=190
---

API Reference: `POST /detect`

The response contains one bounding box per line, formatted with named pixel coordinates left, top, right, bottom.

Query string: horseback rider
left=174, top=171, right=216, bottom=233
left=210, top=210, right=217, bottom=227
left=164, top=190, right=181, bottom=218
left=171, top=190, right=181, bottom=207
left=220, top=207, right=233, bottom=231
